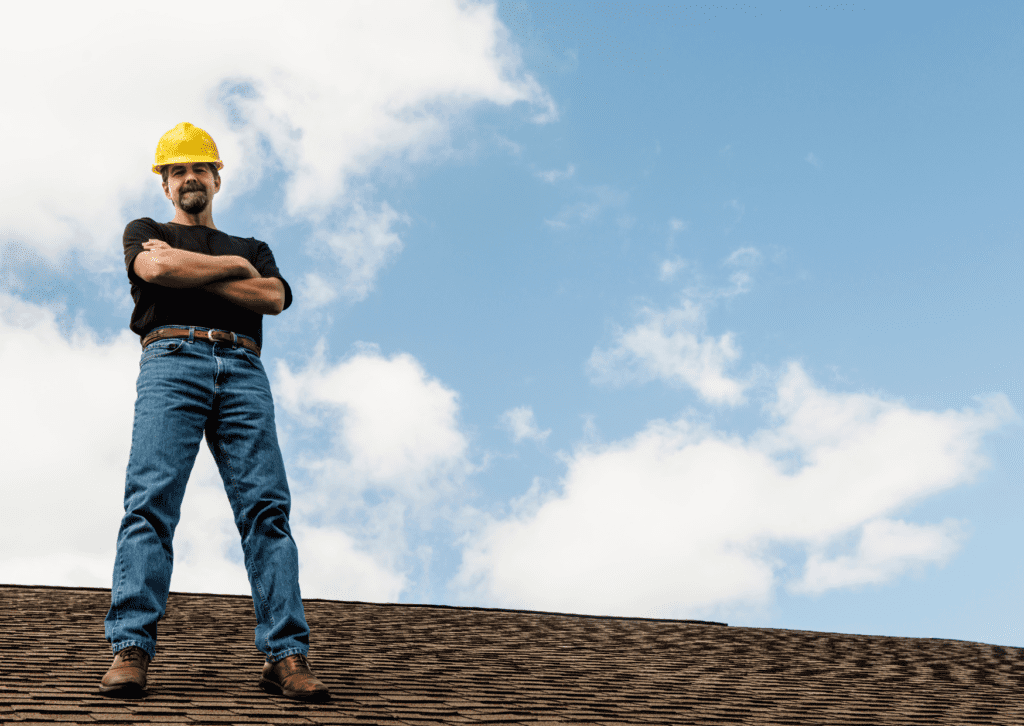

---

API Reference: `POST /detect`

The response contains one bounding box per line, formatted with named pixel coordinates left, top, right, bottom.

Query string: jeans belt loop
left=188, top=326, right=195, bottom=343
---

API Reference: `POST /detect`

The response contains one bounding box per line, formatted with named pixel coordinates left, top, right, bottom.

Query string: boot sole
left=97, top=682, right=147, bottom=699
left=259, top=678, right=330, bottom=702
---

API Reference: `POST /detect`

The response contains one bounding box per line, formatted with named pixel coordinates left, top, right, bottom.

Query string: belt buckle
left=209, top=328, right=238, bottom=347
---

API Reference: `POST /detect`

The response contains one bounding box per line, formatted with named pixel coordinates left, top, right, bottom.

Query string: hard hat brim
left=152, top=158, right=225, bottom=174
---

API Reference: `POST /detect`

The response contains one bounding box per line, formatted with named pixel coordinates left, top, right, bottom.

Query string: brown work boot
left=99, top=646, right=150, bottom=696
left=260, top=654, right=330, bottom=702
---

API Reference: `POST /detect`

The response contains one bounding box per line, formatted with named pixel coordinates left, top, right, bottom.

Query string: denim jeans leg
left=205, top=344, right=310, bottom=662
left=105, top=339, right=213, bottom=660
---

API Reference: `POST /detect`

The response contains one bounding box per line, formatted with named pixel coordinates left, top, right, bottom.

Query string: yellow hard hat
left=152, top=122, right=224, bottom=174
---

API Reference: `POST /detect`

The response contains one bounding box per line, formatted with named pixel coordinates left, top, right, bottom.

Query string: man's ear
left=162, top=181, right=171, bottom=200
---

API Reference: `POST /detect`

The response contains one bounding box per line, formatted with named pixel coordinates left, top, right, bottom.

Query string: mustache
left=181, top=183, right=205, bottom=193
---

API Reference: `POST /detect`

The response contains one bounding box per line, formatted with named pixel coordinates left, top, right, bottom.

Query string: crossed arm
left=135, top=239, right=286, bottom=315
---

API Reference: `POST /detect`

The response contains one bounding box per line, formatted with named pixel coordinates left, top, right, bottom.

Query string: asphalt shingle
left=1, top=584, right=1022, bottom=725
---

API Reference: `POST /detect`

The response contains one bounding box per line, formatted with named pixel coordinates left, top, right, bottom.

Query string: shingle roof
left=2, top=584, right=1022, bottom=725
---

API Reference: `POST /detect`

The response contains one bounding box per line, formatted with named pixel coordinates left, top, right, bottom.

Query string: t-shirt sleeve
left=252, top=240, right=293, bottom=311
left=123, top=218, right=166, bottom=287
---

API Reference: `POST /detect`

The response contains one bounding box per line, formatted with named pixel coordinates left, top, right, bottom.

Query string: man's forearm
left=202, top=277, right=286, bottom=315
left=137, top=248, right=257, bottom=288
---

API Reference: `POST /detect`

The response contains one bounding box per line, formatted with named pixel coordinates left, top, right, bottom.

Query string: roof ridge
left=0, top=583, right=728, bottom=627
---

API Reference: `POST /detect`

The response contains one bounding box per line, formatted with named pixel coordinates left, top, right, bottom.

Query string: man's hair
left=160, top=163, right=221, bottom=185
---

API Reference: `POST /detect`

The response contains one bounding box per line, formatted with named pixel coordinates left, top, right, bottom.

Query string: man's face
left=163, top=162, right=220, bottom=214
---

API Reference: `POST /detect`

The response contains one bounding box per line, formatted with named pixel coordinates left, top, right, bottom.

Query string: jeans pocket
left=141, top=339, right=185, bottom=366
left=240, top=346, right=264, bottom=369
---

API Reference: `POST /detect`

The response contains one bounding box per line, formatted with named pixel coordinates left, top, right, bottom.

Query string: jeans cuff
left=113, top=640, right=156, bottom=662
left=266, top=647, right=307, bottom=663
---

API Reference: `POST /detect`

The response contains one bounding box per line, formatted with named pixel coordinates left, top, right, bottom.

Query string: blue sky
left=2, top=1, right=1022, bottom=648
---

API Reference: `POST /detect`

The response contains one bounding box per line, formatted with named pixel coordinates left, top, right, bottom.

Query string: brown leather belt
left=141, top=326, right=261, bottom=357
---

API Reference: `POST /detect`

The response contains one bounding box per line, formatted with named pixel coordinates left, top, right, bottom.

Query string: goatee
left=180, top=189, right=209, bottom=214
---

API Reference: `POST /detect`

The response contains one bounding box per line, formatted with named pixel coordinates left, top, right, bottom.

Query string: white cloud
left=544, top=202, right=602, bottom=229
left=303, top=202, right=409, bottom=305
left=806, top=152, right=820, bottom=166
left=596, top=247, right=769, bottom=401
left=588, top=299, right=748, bottom=406
left=2, top=0, right=553, bottom=299
left=537, top=164, right=575, bottom=183
left=272, top=340, right=473, bottom=597
left=502, top=406, right=551, bottom=443
left=272, top=342, right=475, bottom=602
left=292, top=525, right=407, bottom=603
left=275, top=341, right=469, bottom=496
left=454, top=363, right=1015, bottom=619
left=0, top=292, right=138, bottom=588
left=725, top=246, right=761, bottom=267
left=723, top=271, right=753, bottom=297
left=169, top=454, right=253, bottom=597
left=297, top=272, right=342, bottom=310
left=0, top=553, right=115, bottom=591
left=544, top=186, right=627, bottom=228
left=669, top=218, right=688, bottom=233
left=791, top=518, right=966, bottom=594
left=659, top=257, right=687, bottom=281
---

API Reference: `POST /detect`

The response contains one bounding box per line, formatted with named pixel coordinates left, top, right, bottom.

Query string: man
left=100, top=122, right=329, bottom=702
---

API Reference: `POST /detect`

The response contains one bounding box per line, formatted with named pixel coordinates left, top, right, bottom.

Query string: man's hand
left=142, top=239, right=172, bottom=252
left=203, top=277, right=286, bottom=315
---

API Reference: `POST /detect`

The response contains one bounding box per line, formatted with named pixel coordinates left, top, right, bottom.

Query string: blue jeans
left=105, top=326, right=309, bottom=663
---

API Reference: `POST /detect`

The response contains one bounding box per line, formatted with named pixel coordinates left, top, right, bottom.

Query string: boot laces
left=118, top=647, right=146, bottom=664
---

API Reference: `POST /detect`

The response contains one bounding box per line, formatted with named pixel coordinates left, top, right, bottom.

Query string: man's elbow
left=261, top=289, right=286, bottom=315
left=133, top=253, right=162, bottom=284
left=267, top=280, right=286, bottom=315
left=135, top=251, right=186, bottom=287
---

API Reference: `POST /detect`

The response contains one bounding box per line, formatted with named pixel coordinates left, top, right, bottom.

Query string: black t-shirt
left=123, top=217, right=293, bottom=350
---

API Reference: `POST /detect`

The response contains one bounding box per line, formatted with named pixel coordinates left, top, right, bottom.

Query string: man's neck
left=169, top=209, right=217, bottom=228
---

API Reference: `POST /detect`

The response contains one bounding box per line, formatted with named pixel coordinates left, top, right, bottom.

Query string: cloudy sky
left=3, top=0, right=1022, bottom=648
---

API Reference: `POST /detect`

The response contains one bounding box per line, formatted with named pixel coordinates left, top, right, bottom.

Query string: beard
left=179, top=187, right=209, bottom=214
